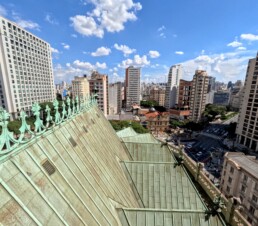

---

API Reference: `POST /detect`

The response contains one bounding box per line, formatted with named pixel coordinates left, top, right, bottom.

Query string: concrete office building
left=220, top=152, right=258, bottom=225
left=165, top=64, right=182, bottom=109
left=108, top=82, right=122, bottom=115
left=89, top=71, right=109, bottom=115
left=71, top=76, right=90, bottom=100
left=236, top=56, right=258, bottom=152
left=125, top=66, right=141, bottom=109
left=0, top=16, right=55, bottom=118
left=189, top=70, right=209, bottom=122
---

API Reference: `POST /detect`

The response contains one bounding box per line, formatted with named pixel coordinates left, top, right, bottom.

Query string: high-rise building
left=177, top=79, right=192, bottom=110
left=236, top=56, right=258, bottom=151
left=220, top=152, right=258, bottom=225
left=189, top=70, right=209, bottom=122
left=108, top=82, right=122, bottom=115
left=0, top=16, right=55, bottom=119
left=149, top=87, right=165, bottom=106
left=213, top=90, right=230, bottom=106
left=89, top=71, right=109, bottom=115
left=72, top=76, right=90, bottom=100
left=206, top=76, right=215, bottom=104
left=165, top=64, right=182, bottom=109
left=125, top=66, right=141, bottom=109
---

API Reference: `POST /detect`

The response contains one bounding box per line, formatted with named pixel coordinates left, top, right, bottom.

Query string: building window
left=230, top=167, right=234, bottom=174
left=252, top=195, right=257, bottom=203
left=249, top=205, right=255, bottom=215
left=226, top=186, right=230, bottom=192
left=241, top=185, right=246, bottom=193
left=243, top=175, right=248, bottom=183
left=228, top=177, right=232, bottom=184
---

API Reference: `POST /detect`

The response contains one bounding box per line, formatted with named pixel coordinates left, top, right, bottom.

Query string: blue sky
left=1, top=0, right=258, bottom=84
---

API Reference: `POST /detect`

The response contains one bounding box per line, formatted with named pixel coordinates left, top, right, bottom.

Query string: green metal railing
left=0, top=94, right=98, bottom=158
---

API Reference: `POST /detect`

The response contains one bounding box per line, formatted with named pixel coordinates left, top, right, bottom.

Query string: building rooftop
left=0, top=96, right=238, bottom=225
left=225, top=152, right=258, bottom=179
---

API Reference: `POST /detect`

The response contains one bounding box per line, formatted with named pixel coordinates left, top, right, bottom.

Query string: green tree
left=109, top=120, right=148, bottom=134
left=140, top=100, right=158, bottom=107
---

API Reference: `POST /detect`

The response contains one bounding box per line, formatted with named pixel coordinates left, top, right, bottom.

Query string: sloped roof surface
left=116, top=127, right=138, bottom=138
left=123, top=162, right=205, bottom=210
left=118, top=209, right=225, bottom=226
left=0, top=106, right=227, bottom=226
left=122, top=133, right=159, bottom=143
left=124, top=143, right=175, bottom=162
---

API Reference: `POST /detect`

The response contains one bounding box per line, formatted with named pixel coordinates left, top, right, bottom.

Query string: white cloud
left=240, top=33, right=258, bottom=41
left=175, top=51, right=184, bottom=55
left=157, top=25, right=165, bottom=32
left=70, top=0, right=142, bottom=38
left=149, top=50, right=160, bottom=58
left=114, top=43, right=136, bottom=56
left=45, top=14, right=58, bottom=25
left=16, top=18, right=40, bottom=30
left=70, top=15, right=104, bottom=38
left=118, top=54, right=150, bottom=68
left=61, top=43, right=70, bottom=50
left=73, top=60, right=107, bottom=70
left=95, top=62, right=107, bottom=69
left=0, top=5, right=7, bottom=16
left=181, top=50, right=254, bottom=82
left=71, top=34, right=77, bottom=38
left=91, top=46, right=111, bottom=56
left=51, top=47, right=59, bottom=53
left=157, top=25, right=166, bottom=38
left=237, top=46, right=246, bottom=51
left=227, top=40, right=242, bottom=47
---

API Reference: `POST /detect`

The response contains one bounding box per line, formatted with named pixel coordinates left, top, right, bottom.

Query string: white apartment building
left=125, top=66, right=141, bottom=109
left=189, top=70, right=209, bottom=122
left=236, top=56, right=258, bottom=152
left=72, top=76, right=90, bottom=100
left=220, top=152, right=258, bottom=225
left=108, top=82, right=122, bottom=115
left=0, top=16, right=55, bottom=119
left=165, top=64, right=182, bottom=109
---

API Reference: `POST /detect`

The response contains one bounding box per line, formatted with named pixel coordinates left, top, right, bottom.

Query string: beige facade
left=0, top=16, right=55, bottom=119
left=189, top=70, right=209, bottom=122
left=236, top=57, right=258, bottom=152
left=149, top=87, right=165, bottom=106
left=71, top=76, right=90, bottom=100
left=89, top=71, right=109, bottom=115
left=220, top=152, right=258, bottom=225
left=145, top=111, right=170, bottom=133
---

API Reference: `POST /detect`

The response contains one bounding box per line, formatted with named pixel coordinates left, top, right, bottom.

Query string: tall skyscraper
left=72, top=75, right=90, bottom=100
left=189, top=70, right=209, bottom=122
left=89, top=71, right=109, bottom=115
left=0, top=16, right=55, bottom=119
left=125, top=66, right=141, bottom=109
left=165, top=64, right=182, bottom=109
left=108, top=82, right=122, bottom=115
left=236, top=56, right=258, bottom=152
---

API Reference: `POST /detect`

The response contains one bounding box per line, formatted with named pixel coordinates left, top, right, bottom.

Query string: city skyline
left=1, top=1, right=258, bottom=84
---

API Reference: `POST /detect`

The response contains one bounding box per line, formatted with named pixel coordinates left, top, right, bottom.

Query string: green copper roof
left=116, top=127, right=138, bottom=138
left=118, top=209, right=225, bottom=226
left=124, top=143, right=175, bottom=162
left=123, top=162, right=205, bottom=210
left=122, top=133, right=160, bottom=143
